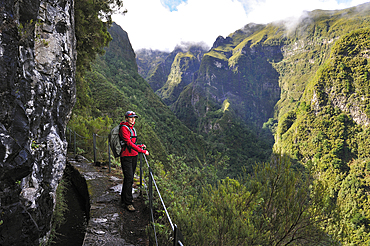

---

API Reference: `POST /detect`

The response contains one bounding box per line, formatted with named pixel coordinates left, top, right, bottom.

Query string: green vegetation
left=152, top=153, right=336, bottom=245
left=157, top=50, right=203, bottom=105
left=272, top=4, right=370, bottom=119
left=75, top=0, right=125, bottom=74
left=65, top=1, right=370, bottom=245
left=48, top=178, right=69, bottom=245
left=73, top=0, right=125, bottom=115
left=274, top=28, right=370, bottom=244
left=67, top=0, right=127, bottom=161
left=135, top=4, right=370, bottom=245
left=69, top=23, right=208, bottom=167
left=204, top=50, right=229, bottom=61
left=136, top=49, right=170, bottom=80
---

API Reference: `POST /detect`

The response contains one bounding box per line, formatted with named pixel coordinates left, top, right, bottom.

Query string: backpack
left=108, top=124, right=137, bottom=158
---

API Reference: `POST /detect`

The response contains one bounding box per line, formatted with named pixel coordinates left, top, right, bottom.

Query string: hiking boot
left=126, top=204, right=135, bottom=212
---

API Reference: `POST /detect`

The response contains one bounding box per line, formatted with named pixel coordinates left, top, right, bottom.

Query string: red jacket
left=119, top=121, right=146, bottom=157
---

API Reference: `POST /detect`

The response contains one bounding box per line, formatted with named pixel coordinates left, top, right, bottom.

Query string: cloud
left=240, top=0, right=370, bottom=35
left=240, top=0, right=353, bottom=24
left=113, top=0, right=248, bottom=51
left=174, top=41, right=210, bottom=52
left=113, top=0, right=369, bottom=52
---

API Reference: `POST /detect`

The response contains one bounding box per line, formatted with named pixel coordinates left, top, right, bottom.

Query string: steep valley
left=134, top=3, right=370, bottom=244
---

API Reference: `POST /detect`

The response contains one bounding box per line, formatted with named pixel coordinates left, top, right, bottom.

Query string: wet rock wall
left=0, top=0, right=76, bottom=245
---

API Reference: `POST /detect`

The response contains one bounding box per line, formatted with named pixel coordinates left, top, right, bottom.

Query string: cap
left=125, top=111, right=138, bottom=118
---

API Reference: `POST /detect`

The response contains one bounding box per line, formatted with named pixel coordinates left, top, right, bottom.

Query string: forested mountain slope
left=137, top=2, right=370, bottom=177
left=275, top=27, right=370, bottom=244
left=79, top=23, right=207, bottom=166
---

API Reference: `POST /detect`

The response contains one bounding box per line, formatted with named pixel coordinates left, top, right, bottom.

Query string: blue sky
left=113, top=0, right=369, bottom=51
left=161, top=0, right=188, bottom=11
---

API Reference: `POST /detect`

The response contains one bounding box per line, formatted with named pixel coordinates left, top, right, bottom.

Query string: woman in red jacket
left=120, top=111, right=149, bottom=212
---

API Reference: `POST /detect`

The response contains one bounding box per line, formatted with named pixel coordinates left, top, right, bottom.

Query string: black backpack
left=108, top=124, right=137, bottom=158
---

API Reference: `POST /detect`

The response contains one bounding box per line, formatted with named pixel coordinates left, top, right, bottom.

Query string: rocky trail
left=61, top=155, right=150, bottom=246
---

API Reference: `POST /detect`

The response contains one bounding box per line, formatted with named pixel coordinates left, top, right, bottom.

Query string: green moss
left=46, top=178, right=69, bottom=245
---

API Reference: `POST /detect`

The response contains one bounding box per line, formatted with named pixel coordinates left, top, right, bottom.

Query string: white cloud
left=113, top=0, right=370, bottom=52
left=240, top=0, right=356, bottom=24
left=113, top=0, right=248, bottom=51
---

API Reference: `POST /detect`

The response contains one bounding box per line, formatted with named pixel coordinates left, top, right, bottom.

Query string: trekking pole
left=140, top=149, right=143, bottom=188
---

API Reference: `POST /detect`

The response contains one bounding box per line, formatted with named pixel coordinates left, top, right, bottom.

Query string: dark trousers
left=120, top=156, right=138, bottom=205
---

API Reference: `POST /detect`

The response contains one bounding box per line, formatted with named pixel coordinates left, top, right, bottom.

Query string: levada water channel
left=52, top=162, right=89, bottom=246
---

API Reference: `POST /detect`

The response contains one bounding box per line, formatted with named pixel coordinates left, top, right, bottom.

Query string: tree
left=172, top=154, right=334, bottom=246
left=75, top=0, right=125, bottom=74
left=73, top=0, right=126, bottom=113
left=247, top=154, right=333, bottom=246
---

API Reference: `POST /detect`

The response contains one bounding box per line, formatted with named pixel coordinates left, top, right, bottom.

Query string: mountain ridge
left=134, top=4, right=370, bottom=242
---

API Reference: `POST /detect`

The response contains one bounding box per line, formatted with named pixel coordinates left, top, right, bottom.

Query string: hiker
left=120, top=110, right=149, bottom=212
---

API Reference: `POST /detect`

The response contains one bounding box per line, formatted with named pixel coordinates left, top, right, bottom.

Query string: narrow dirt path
left=68, top=155, right=149, bottom=246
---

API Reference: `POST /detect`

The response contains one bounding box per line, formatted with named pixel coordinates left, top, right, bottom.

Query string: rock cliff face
left=156, top=47, right=205, bottom=105
left=191, top=37, right=282, bottom=127
left=0, top=0, right=76, bottom=245
left=137, top=26, right=282, bottom=129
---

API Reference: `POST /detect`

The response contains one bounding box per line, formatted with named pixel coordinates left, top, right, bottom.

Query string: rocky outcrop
left=156, top=48, right=204, bottom=105
left=145, top=48, right=185, bottom=92
left=331, top=93, right=370, bottom=127
left=0, top=0, right=76, bottom=245
left=212, top=35, right=233, bottom=49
